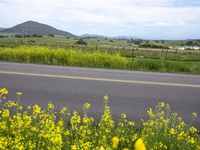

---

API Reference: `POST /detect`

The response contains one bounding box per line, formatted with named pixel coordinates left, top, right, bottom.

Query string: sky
left=0, top=0, right=200, bottom=39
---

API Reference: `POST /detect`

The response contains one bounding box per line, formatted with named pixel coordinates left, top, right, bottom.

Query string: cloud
left=0, top=0, right=200, bottom=39
left=0, top=0, right=10, bottom=3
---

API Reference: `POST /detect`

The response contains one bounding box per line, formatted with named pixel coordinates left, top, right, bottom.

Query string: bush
left=48, top=34, right=55, bottom=37
left=139, top=44, right=169, bottom=49
left=76, top=39, right=87, bottom=45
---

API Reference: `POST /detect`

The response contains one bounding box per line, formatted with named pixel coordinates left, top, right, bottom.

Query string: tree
left=139, top=43, right=169, bottom=49
left=15, top=34, right=23, bottom=38
left=76, top=39, right=87, bottom=45
left=48, top=34, right=55, bottom=37
left=186, top=41, right=193, bottom=46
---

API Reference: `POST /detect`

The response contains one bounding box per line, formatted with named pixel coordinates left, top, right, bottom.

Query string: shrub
left=76, top=39, right=87, bottom=45
left=139, top=44, right=169, bottom=49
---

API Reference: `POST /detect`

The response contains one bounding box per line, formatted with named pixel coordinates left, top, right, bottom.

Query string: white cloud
left=1, top=0, right=200, bottom=26
left=0, top=0, right=200, bottom=39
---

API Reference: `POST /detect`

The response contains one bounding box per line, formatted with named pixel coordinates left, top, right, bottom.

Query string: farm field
left=0, top=45, right=200, bottom=74
left=0, top=37, right=200, bottom=57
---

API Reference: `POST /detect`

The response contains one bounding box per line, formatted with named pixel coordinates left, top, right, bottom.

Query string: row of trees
left=14, top=33, right=56, bottom=38
left=139, top=43, right=169, bottom=49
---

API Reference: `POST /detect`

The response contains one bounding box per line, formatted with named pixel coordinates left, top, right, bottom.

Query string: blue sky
left=0, top=0, right=200, bottom=39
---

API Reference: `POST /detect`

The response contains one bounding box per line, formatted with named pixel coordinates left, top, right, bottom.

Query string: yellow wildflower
left=16, top=92, right=22, bottom=95
left=178, top=131, right=186, bottom=139
left=103, top=95, right=109, bottom=103
left=147, top=108, right=153, bottom=117
left=112, top=136, right=120, bottom=148
left=59, top=107, right=67, bottom=115
left=31, top=127, right=37, bottom=132
left=2, top=109, right=10, bottom=118
left=192, top=112, right=197, bottom=118
left=64, top=130, right=70, bottom=136
left=48, top=103, right=55, bottom=110
left=160, top=102, right=165, bottom=107
left=19, top=106, right=23, bottom=110
left=121, top=113, right=127, bottom=119
left=128, top=121, right=135, bottom=126
left=71, top=145, right=78, bottom=150
left=134, top=138, right=146, bottom=150
left=0, top=137, right=8, bottom=149
left=99, top=146, right=105, bottom=150
left=81, top=142, right=91, bottom=150
left=84, top=102, right=91, bottom=110
left=70, top=111, right=81, bottom=130
left=33, top=104, right=41, bottom=114
left=189, top=127, right=197, bottom=134
left=5, top=101, right=16, bottom=107
left=170, top=128, right=176, bottom=135
left=0, top=122, right=7, bottom=130
left=0, top=88, right=8, bottom=95
left=190, top=137, right=195, bottom=144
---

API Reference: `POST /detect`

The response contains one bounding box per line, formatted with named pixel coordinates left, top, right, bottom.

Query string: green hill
left=1, top=21, right=76, bottom=38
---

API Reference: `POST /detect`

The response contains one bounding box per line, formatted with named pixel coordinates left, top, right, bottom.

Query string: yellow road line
left=0, top=71, right=200, bottom=88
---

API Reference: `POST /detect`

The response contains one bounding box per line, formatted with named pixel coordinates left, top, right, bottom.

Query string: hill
left=112, top=35, right=138, bottom=40
left=80, top=34, right=108, bottom=38
left=1, top=21, right=76, bottom=37
left=0, top=28, right=6, bottom=31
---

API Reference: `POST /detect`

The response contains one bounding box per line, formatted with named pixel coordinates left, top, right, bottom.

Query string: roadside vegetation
left=0, top=88, right=199, bottom=149
left=0, top=37, right=200, bottom=57
left=0, top=46, right=200, bottom=74
left=0, top=46, right=128, bottom=69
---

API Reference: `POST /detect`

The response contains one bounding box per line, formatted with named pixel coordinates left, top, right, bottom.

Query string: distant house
left=176, top=46, right=185, bottom=50
left=192, top=46, right=200, bottom=50
left=176, top=46, right=200, bottom=50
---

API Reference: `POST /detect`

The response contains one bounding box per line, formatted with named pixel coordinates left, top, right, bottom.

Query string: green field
left=0, top=37, right=199, bottom=56
left=0, top=37, right=200, bottom=74
left=0, top=46, right=200, bottom=74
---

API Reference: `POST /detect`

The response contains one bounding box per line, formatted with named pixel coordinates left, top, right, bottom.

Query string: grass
left=0, top=37, right=200, bottom=59
left=0, top=46, right=128, bottom=69
left=0, top=46, right=200, bottom=74
left=129, top=58, right=200, bottom=73
left=0, top=88, right=199, bottom=149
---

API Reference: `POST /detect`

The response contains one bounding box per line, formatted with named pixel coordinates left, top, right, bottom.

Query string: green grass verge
left=0, top=46, right=200, bottom=74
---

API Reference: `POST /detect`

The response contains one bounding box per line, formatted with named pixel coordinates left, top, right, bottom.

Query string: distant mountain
left=0, top=28, right=6, bottom=31
left=1, top=21, right=76, bottom=37
left=80, top=34, right=138, bottom=40
left=80, top=34, right=108, bottom=38
left=112, top=36, right=138, bottom=40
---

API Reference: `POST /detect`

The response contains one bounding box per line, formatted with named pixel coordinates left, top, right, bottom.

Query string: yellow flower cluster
left=0, top=88, right=199, bottom=149
left=0, top=88, right=8, bottom=95
left=142, top=102, right=199, bottom=149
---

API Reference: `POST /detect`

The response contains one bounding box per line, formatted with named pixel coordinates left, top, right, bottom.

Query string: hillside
left=1, top=21, right=76, bottom=37
left=80, top=34, right=108, bottom=38
left=0, top=28, right=6, bottom=31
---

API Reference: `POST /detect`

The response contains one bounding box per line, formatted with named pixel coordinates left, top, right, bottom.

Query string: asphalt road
left=0, top=62, right=200, bottom=127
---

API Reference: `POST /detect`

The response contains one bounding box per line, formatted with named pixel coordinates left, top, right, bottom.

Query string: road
left=0, top=62, right=200, bottom=126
